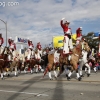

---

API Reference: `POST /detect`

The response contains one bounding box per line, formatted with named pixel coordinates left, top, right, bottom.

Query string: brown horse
left=58, top=41, right=91, bottom=81
left=0, top=47, right=11, bottom=79
left=43, top=49, right=60, bottom=80
left=7, top=52, right=24, bottom=77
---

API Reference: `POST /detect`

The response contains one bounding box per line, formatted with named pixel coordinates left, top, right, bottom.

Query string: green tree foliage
left=83, top=32, right=99, bottom=51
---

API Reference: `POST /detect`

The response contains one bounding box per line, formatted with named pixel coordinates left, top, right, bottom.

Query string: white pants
left=0, top=46, right=3, bottom=54
left=38, top=49, right=42, bottom=56
left=76, top=37, right=82, bottom=45
left=63, top=35, right=73, bottom=54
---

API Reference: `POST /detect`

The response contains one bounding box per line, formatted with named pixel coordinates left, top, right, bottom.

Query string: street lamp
left=0, top=19, right=7, bottom=46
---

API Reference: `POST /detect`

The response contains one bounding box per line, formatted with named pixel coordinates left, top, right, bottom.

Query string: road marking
left=0, top=90, right=48, bottom=97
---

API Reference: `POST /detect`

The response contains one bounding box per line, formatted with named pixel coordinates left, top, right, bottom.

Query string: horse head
left=82, top=41, right=91, bottom=52
left=0, top=46, right=11, bottom=60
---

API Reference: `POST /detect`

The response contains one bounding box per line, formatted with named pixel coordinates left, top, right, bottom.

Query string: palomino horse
left=79, top=42, right=91, bottom=77
left=43, top=48, right=60, bottom=80
left=7, top=50, right=23, bottom=77
left=57, top=41, right=90, bottom=81
left=0, top=47, right=11, bottom=79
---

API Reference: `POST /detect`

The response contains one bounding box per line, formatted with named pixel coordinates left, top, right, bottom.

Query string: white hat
left=65, top=21, right=70, bottom=24
left=9, top=37, right=12, bottom=39
left=80, top=27, right=82, bottom=29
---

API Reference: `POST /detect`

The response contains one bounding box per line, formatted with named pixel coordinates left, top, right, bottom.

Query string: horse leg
left=30, top=66, right=33, bottom=74
left=43, top=63, right=52, bottom=78
left=48, top=71, right=53, bottom=80
left=15, top=66, right=18, bottom=77
left=85, top=63, right=91, bottom=77
left=3, top=70, right=7, bottom=76
left=52, top=65, right=57, bottom=79
left=85, top=67, right=88, bottom=73
left=53, top=70, right=57, bottom=79
left=93, top=66, right=97, bottom=73
left=43, top=66, right=48, bottom=77
left=64, top=65, right=70, bottom=77
left=57, top=64, right=64, bottom=77
left=72, top=62, right=82, bottom=81
left=35, top=64, right=38, bottom=73
left=79, top=60, right=84, bottom=77
left=38, top=64, right=41, bottom=72
left=76, top=68, right=81, bottom=81
left=24, top=68, right=27, bottom=73
left=0, top=67, right=4, bottom=80
left=67, top=70, right=73, bottom=81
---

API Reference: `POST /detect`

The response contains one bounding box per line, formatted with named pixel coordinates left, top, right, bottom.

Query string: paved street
left=0, top=70, right=100, bottom=100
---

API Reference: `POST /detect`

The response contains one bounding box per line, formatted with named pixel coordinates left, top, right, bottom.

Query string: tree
left=83, top=32, right=99, bottom=51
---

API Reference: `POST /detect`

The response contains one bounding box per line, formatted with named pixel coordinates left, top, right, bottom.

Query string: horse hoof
left=78, top=77, right=82, bottom=81
left=1, top=78, right=4, bottom=80
left=80, top=75, right=84, bottom=77
left=50, top=78, right=53, bottom=80
left=54, top=77, right=57, bottom=80
left=87, top=74, right=90, bottom=77
left=15, top=75, right=18, bottom=77
left=66, top=74, right=68, bottom=77
left=95, top=71, right=97, bottom=73
left=7, top=74, right=10, bottom=77
left=67, top=77, right=71, bottom=81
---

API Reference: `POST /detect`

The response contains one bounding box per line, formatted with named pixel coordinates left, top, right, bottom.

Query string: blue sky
left=0, top=0, right=100, bottom=48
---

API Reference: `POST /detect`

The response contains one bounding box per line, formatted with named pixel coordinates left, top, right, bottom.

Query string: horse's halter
left=4, top=47, right=11, bottom=55
left=83, top=42, right=90, bottom=52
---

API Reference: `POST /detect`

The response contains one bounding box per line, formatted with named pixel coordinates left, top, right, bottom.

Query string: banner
left=53, top=36, right=64, bottom=48
left=94, top=32, right=100, bottom=37
left=72, top=34, right=76, bottom=40
left=15, top=36, right=28, bottom=44
left=53, top=34, right=76, bottom=48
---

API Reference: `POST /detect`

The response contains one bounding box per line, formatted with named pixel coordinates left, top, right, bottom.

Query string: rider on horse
left=60, top=18, right=73, bottom=55
left=8, top=39, right=16, bottom=53
left=27, top=39, right=34, bottom=60
left=36, top=42, right=42, bottom=56
left=0, top=33, right=4, bottom=54
left=76, top=27, right=82, bottom=45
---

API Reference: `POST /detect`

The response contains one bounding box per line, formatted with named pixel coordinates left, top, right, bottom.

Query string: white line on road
left=0, top=90, right=48, bottom=96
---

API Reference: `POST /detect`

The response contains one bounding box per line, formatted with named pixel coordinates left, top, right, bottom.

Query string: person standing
left=60, top=18, right=73, bottom=54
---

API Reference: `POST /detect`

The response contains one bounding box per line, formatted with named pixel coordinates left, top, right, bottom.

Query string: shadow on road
left=6, top=75, right=46, bottom=100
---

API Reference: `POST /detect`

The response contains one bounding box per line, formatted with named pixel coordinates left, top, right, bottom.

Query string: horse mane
left=72, top=42, right=82, bottom=54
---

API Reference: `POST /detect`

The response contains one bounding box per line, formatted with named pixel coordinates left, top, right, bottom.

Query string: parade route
left=0, top=70, right=100, bottom=100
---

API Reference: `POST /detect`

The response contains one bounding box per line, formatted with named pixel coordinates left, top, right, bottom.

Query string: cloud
left=0, top=0, right=100, bottom=48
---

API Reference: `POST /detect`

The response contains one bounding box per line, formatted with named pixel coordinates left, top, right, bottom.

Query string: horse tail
left=43, top=66, right=49, bottom=78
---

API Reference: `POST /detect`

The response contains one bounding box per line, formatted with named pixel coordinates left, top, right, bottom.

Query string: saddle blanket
left=54, top=51, right=60, bottom=63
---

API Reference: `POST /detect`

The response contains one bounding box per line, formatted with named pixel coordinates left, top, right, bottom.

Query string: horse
left=78, top=41, right=91, bottom=77
left=57, top=40, right=90, bottom=81
left=6, top=50, right=24, bottom=77
left=0, top=46, right=11, bottom=79
left=23, top=49, right=45, bottom=74
left=43, top=48, right=60, bottom=80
